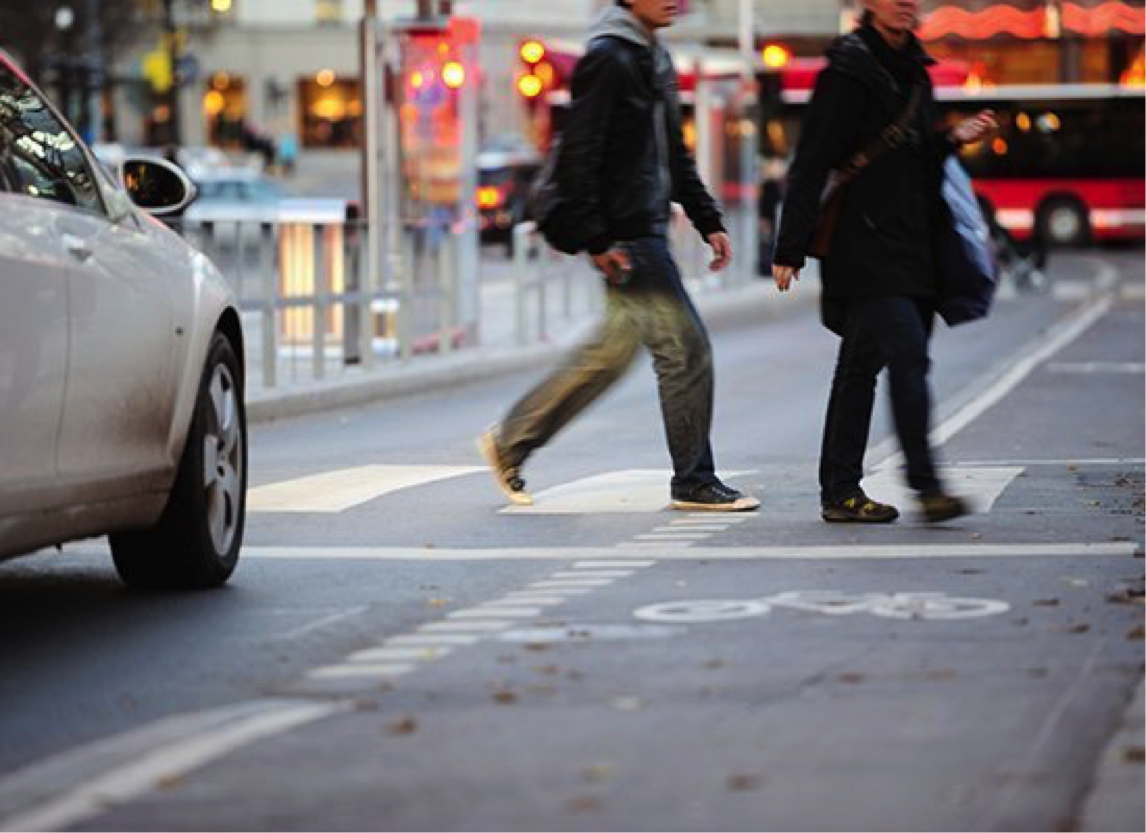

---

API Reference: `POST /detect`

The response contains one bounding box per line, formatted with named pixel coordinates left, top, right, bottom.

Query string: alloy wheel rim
left=202, top=363, right=242, bottom=554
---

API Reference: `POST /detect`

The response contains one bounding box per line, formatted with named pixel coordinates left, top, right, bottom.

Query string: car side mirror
left=119, top=156, right=198, bottom=216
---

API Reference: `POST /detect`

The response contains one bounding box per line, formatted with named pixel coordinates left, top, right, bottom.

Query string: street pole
left=736, top=0, right=759, bottom=284
left=85, top=0, right=103, bottom=143
left=360, top=0, right=381, bottom=368
left=162, top=0, right=181, bottom=145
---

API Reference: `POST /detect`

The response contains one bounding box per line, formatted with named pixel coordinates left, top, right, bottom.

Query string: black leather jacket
left=556, top=35, right=725, bottom=255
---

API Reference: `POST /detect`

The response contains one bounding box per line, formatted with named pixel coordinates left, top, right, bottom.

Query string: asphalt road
left=0, top=250, right=1142, bottom=832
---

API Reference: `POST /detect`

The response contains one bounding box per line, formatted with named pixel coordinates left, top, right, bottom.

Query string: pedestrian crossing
left=247, top=464, right=1026, bottom=515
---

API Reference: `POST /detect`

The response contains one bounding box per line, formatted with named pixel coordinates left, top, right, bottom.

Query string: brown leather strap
left=834, top=85, right=923, bottom=185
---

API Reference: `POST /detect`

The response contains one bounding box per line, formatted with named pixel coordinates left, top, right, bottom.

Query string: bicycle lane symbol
left=633, top=591, right=1010, bottom=624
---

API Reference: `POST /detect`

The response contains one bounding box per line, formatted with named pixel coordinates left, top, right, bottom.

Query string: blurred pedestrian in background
left=478, top=0, right=758, bottom=513
left=771, top=0, right=997, bottom=524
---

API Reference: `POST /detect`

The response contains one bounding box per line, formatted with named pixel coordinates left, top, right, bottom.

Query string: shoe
left=477, top=427, right=533, bottom=506
left=919, top=493, right=969, bottom=523
left=671, top=481, right=760, bottom=512
left=821, top=493, right=899, bottom=523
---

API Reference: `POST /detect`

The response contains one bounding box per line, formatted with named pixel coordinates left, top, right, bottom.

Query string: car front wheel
left=110, top=332, right=247, bottom=589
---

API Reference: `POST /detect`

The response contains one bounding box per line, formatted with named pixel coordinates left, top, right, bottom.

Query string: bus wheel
left=1037, top=198, right=1090, bottom=247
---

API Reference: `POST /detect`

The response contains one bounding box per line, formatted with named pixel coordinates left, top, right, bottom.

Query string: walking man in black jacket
left=771, top=0, right=996, bottom=523
left=479, top=0, right=758, bottom=513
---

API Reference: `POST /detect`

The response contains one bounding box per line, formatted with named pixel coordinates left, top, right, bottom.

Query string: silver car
left=0, top=52, right=247, bottom=589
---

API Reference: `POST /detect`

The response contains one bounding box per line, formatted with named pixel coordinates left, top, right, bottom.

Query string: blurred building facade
left=108, top=0, right=1143, bottom=159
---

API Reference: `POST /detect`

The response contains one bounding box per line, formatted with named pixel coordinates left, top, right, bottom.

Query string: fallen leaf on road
left=583, top=764, right=615, bottom=783
left=524, top=643, right=551, bottom=652
left=155, top=774, right=183, bottom=790
left=1032, top=599, right=1060, bottom=607
left=1123, top=746, right=1144, bottom=763
left=565, top=796, right=602, bottom=813
left=387, top=717, right=418, bottom=735
left=955, top=568, right=985, bottom=575
left=727, top=774, right=763, bottom=792
left=836, top=672, right=865, bottom=684
left=492, top=690, right=518, bottom=704
left=427, top=598, right=450, bottom=607
left=527, top=684, right=557, bottom=696
left=1062, top=623, right=1091, bottom=634
left=1127, top=626, right=1145, bottom=641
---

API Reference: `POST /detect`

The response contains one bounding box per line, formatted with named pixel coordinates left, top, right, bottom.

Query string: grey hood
left=589, top=4, right=655, bottom=49
left=589, top=5, right=672, bottom=78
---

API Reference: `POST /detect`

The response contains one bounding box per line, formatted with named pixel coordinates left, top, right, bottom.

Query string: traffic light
left=757, top=43, right=791, bottom=156
left=516, top=38, right=547, bottom=103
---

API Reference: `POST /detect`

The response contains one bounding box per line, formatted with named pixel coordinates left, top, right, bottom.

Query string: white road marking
left=448, top=607, right=542, bottom=619
left=953, top=458, right=1145, bottom=467
left=634, top=532, right=712, bottom=541
left=499, top=469, right=753, bottom=514
left=550, top=570, right=633, bottom=579
left=419, top=620, right=514, bottom=632
left=862, top=466, right=1025, bottom=514
left=486, top=596, right=566, bottom=607
left=345, top=646, right=452, bottom=662
left=386, top=634, right=482, bottom=646
left=681, top=513, right=752, bottom=521
left=873, top=291, right=1114, bottom=470
left=572, top=560, right=656, bottom=568
left=277, top=606, right=368, bottom=640
left=1045, top=362, right=1145, bottom=374
left=529, top=578, right=615, bottom=588
left=248, top=464, right=482, bottom=513
left=1122, top=283, right=1145, bottom=301
left=306, top=663, right=414, bottom=680
left=0, top=699, right=342, bottom=833
left=614, top=541, right=697, bottom=550
left=654, top=524, right=726, bottom=532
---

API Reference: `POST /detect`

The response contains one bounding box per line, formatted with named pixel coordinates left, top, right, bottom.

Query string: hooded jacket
left=556, top=5, right=724, bottom=255
left=774, top=24, right=952, bottom=302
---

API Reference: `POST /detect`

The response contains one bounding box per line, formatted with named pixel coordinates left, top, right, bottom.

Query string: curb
left=247, top=278, right=810, bottom=424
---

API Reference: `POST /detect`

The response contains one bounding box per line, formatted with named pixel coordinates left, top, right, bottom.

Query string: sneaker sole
left=476, top=431, right=533, bottom=507
left=671, top=496, right=760, bottom=512
left=820, top=509, right=899, bottom=523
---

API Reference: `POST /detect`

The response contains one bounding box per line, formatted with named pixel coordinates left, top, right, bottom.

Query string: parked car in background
left=477, top=145, right=542, bottom=254
left=0, top=51, right=247, bottom=589
left=184, top=167, right=350, bottom=225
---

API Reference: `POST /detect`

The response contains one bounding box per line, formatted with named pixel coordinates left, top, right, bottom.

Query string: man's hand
left=591, top=248, right=632, bottom=284
left=706, top=232, right=732, bottom=272
left=772, top=263, right=800, bottom=293
left=951, top=109, right=998, bottom=146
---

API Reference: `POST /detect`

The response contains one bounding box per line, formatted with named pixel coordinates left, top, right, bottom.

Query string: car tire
left=110, top=332, right=247, bottom=589
left=1037, top=197, right=1090, bottom=248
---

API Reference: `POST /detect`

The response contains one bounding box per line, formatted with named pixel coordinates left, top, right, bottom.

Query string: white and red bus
left=774, top=63, right=1145, bottom=247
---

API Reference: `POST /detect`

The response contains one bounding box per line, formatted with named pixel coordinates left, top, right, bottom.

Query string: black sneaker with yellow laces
left=821, top=493, right=900, bottom=523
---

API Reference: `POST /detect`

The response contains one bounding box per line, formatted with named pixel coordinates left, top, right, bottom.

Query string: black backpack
left=526, top=137, right=581, bottom=255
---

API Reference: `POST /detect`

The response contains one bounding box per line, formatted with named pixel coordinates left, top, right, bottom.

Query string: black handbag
left=809, top=86, right=922, bottom=260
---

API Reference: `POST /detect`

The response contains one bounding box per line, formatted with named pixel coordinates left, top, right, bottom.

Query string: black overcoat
left=774, top=26, right=953, bottom=302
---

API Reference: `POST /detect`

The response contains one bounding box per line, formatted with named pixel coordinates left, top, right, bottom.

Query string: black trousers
left=498, top=235, right=718, bottom=492
left=819, top=295, right=942, bottom=504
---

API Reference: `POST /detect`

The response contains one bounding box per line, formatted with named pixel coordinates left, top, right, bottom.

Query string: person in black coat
left=771, top=0, right=996, bottom=523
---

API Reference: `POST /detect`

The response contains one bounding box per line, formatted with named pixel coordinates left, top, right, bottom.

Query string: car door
left=0, top=61, right=177, bottom=496
left=0, top=189, right=69, bottom=513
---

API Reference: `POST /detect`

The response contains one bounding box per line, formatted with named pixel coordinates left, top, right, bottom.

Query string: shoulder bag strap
left=833, top=84, right=923, bottom=186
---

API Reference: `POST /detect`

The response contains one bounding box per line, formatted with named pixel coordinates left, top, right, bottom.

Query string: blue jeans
left=819, top=295, right=942, bottom=504
left=498, top=236, right=718, bottom=492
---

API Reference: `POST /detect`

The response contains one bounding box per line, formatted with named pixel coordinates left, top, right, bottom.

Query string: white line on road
left=277, top=605, right=369, bottom=640
left=248, top=464, right=482, bottom=513
left=952, top=458, right=1145, bottom=467
left=529, top=579, right=616, bottom=588
left=419, top=620, right=515, bottom=632
left=344, top=646, right=453, bottom=662
left=448, top=607, right=543, bottom=619
left=549, top=570, right=633, bottom=579
left=485, top=596, right=566, bottom=607
left=306, top=663, right=415, bottom=680
left=572, top=560, right=656, bottom=568
left=0, top=699, right=342, bottom=833
left=386, top=634, right=482, bottom=646
left=873, top=291, right=1115, bottom=470
left=237, top=542, right=1137, bottom=561
left=634, top=533, right=713, bottom=541
left=655, top=525, right=727, bottom=532
left=1045, top=361, right=1145, bottom=374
